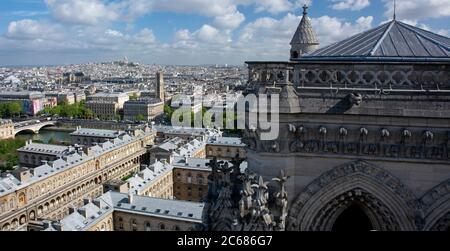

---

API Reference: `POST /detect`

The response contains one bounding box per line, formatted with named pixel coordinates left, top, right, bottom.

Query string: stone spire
left=290, top=5, right=319, bottom=60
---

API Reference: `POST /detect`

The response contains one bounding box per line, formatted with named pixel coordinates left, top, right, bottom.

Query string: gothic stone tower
left=290, top=5, right=319, bottom=60
left=244, top=17, right=450, bottom=231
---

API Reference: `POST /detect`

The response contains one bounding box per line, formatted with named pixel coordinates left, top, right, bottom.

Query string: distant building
left=30, top=191, right=205, bottom=231
left=44, top=97, right=58, bottom=109
left=123, top=98, right=164, bottom=121
left=149, top=137, right=184, bottom=164
left=206, top=137, right=246, bottom=160
left=172, top=157, right=212, bottom=202
left=45, top=92, right=76, bottom=105
left=18, top=140, right=70, bottom=168
left=73, top=91, right=86, bottom=103
left=149, top=137, right=206, bottom=164
left=85, top=101, right=119, bottom=120
left=63, top=72, right=86, bottom=83
left=0, top=119, right=14, bottom=140
left=153, top=125, right=221, bottom=143
left=87, top=93, right=129, bottom=109
left=127, top=160, right=173, bottom=198
left=70, top=127, right=123, bottom=146
left=0, top=92, right=45, bottom=116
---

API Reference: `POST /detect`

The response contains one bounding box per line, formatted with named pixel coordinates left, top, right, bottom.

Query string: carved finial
left=303, top=4, right=309, bottom=15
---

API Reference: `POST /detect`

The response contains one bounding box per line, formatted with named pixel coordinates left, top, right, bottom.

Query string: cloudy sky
left=0, top=0, right=449, bottom=66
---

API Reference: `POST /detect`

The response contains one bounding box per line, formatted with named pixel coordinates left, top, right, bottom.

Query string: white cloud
left=214, top=11, right=246, bottom=30
left=236, top=13, right=373, bottom=61
left=6, top=19, right=64, bottom=40
left=253, top=0, right=296, bottom=14
left=312, top=15, right=373, bottom=45
left=45, top=0, right=120, bottom=25
left=383, top=0, right=450, bottom=21
left=331, top=0, right=371, bottom=11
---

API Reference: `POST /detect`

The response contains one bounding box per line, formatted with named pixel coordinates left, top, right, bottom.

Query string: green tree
left=0, top=138, right=26, bottom=172
left=130, top=94, right=139, bottom=100
left=0, top=102, right=23, bottom=118
left=135, top=114, right=146, bottom=121
left=164, top=104, right=174, bottom=118
left=8, top=102, right=23, bottom=117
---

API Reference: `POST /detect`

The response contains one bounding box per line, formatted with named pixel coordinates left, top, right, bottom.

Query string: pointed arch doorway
left=331, top=203, right=374, bottom=232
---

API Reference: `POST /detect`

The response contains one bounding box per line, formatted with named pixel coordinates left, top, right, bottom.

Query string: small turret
left=290, top=5, right=320, bottom=60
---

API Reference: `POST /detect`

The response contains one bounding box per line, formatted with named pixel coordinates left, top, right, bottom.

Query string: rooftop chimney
left=128, top=193, right=134, bottom=204
left=77, top=208, right=87, bottom=218
left=83, top=198, right=91, bottom=206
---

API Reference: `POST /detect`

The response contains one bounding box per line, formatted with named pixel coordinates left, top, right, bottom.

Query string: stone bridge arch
left=287, top=160, right=418, bottom=231
left=14, top=122, right=57, bottom=135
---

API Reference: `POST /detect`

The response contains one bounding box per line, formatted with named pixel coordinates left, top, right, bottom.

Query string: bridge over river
left=13, top=119, right=57, bottom=135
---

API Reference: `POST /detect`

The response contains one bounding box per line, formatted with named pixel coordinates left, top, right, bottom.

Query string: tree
left=130, top=94, right=139, bottom=100
left=8, top=102, right=23, bottom=117
left=136, top=114, right=146, bottom=121
left=0, top=102, right=23, bottom=118
left=164, top=104, right=174, bottom=118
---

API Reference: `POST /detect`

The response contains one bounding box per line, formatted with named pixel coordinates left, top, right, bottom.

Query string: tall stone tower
left=290, top=5, right=319, bottom=60
left=156, top=71, right=165, bottom=102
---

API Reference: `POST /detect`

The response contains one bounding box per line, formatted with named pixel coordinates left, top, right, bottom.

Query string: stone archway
left=307, top=188, right=401, bottom=231
left=421, top=179, right=450, bottom=231
left=287, top=160, right=418, bottom=231
left=331, top=204, right=373, bottom=231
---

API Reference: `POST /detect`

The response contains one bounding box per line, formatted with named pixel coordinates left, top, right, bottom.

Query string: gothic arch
left=287, top=160, right=418, bottom=231
left=420, top=178, right=450, bottom=231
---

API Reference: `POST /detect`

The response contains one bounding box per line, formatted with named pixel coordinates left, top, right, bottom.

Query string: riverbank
left=43, top=126, right=76, bottom=132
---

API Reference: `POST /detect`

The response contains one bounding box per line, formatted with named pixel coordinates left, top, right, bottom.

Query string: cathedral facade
left=212, top=6, right=450, bottom=231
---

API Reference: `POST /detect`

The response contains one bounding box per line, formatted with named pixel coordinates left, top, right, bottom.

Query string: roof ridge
left=369, top=20, right=396, bottom=56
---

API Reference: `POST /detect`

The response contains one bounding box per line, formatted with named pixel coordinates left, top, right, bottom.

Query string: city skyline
left=0, top=0, right=449, bottom=66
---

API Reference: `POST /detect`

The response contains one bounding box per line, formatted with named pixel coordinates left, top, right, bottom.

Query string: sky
left=0, top=0, right=449, bottom=66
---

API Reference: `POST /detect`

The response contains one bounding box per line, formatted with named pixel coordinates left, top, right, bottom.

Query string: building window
left=118, top=217, right=124, bottom=230
left=159, top=223, right=166, bottom=230
left=131, top=219, right=138, bottom=231
left=197, top=174, right=204, bottom=185
left=145, top=222, right=151, bottom=231
left=173, top=225, right=180, bottom=231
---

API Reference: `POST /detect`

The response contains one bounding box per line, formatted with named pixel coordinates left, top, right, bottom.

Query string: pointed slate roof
left=291, top=5, right=319, bottom=46
left=299, top=20, right=450, bottom=62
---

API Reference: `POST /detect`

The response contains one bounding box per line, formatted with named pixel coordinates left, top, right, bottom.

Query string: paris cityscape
left=0, top=0, right=449, bottom=234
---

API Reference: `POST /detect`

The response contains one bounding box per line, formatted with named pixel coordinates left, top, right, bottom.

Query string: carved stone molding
left=287, top=160, right=418, bottom=231
left=419, top=179, right=450, bottom=231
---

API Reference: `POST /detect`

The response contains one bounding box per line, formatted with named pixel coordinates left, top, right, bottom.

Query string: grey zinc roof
left=172, top=157, right=214, bottom=171
left=301, top=20, right=450, bottom=61
left=127, top=160, right=173, bottom=194
left=59, top=198, right=113, bottom=231
left=18, top=143, right=69, bottom=155
left=70, top=128, right=121, bottom=138
left=106, top=192, right=205, bottom=223
left=206, top=137, right=245, bottom=147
